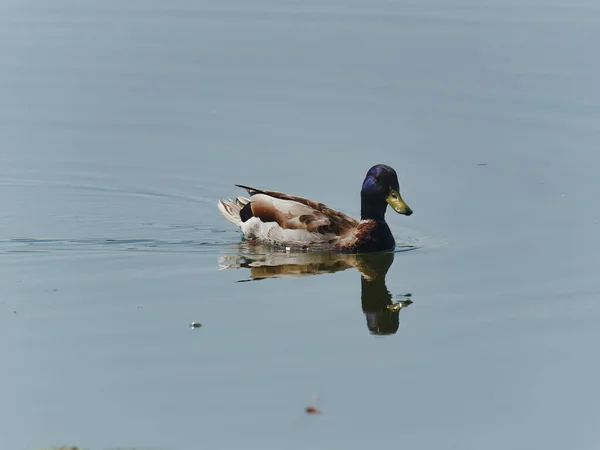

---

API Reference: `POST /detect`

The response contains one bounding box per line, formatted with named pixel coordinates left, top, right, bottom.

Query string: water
left=1, top=1, right=600, bottom=449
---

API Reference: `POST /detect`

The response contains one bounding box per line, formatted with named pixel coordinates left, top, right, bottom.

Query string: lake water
left=2, top=1, right=600, bottom=449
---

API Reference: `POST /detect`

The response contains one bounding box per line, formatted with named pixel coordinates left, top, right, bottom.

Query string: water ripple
left=0, top=237, right=234, bottom=254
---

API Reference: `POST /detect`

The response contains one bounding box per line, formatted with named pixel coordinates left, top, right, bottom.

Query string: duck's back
left=218, top=185, right=358, bottom=249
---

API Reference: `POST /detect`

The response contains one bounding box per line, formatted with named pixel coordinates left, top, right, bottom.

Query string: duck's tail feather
left=217, top=197, right=250, bottom=227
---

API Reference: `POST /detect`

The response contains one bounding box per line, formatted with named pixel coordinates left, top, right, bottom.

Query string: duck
left=217, top=164, right=413, bottom=253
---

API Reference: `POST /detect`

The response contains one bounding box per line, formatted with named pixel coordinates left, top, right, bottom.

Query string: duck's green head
left=361, top=164, right=413, bottom=220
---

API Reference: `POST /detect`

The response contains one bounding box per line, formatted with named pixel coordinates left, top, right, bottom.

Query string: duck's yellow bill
left=387, top=189, right=413, bottom=216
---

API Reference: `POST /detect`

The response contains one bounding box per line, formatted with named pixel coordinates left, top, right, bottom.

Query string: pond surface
left=1, top=1, right=600, bottom=449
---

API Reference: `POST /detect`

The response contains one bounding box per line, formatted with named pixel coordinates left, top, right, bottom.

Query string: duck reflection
left=219, top=244, right=414, bottom=335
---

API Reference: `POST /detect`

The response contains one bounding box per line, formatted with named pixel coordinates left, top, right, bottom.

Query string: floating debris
left=189, top=322, right=202, bottom=329
left=38, top=446, right=83, bottom=450
left=305, top=392, right=321, bottom=415
left=478, top=163, right=488, bottom=166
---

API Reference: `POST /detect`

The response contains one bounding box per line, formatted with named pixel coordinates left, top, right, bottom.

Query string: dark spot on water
left=190, top=322, right=202, bottom=329
left=47, top=446, right=82, bottom=450
left=236, top=277, right=267, bottom=283
left=478, top=163, right=488, bottom=166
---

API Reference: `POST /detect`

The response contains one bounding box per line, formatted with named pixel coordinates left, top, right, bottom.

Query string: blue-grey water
left=2, top=1, right=600, bottom=449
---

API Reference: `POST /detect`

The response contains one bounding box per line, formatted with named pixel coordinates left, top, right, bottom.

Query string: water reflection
left=219, top=244, right=414, bottom=335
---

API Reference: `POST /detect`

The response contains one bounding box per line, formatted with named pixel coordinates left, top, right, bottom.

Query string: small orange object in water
left=305, top=392, right=322, bottom=415
left=305, top=406, right=321, bottom=415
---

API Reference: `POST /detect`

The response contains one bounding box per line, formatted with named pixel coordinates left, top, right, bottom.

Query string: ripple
left=0, top=177, right=212, bottom=205
left=0, top=237, right=234, bottom=254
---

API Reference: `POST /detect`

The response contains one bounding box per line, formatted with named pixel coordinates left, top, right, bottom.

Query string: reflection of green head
left=359, top=252, right=396, bottom=335
left=357, top=252, right=412, bottom=336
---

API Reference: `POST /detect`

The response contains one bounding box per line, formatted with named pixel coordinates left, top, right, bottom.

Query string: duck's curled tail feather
left=217, top=197, right=250, bottom=227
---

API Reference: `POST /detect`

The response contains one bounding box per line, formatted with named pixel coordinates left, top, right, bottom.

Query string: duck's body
left=218, top=164, right=413, bottom=253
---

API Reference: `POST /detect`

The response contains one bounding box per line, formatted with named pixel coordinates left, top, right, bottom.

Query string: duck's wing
left=236, top=184, right=359, bottom=235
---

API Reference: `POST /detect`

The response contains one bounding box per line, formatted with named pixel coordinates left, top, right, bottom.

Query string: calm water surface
left=1, top=1, right=600, bottom=449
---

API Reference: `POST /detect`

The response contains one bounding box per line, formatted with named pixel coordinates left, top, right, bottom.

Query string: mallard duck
left=217, top=164, right=413, bottom=253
